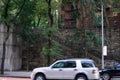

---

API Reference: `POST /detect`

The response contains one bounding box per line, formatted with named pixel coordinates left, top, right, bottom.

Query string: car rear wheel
left=102, top=73, right=111, bottom=80
left=34, top=74, right=46, bottom=80
left=75, top=74, right=88, bottom=80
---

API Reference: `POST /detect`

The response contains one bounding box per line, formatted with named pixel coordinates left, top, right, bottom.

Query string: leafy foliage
left=41, top=40, right=63, bottom=59
left=38, top=19, right=62, bottom=59
left=111, top=0, right=120, bottom=12
left=15, top=0, right=38, bottom=44
left=65, top=29, right=110, bottom=52
left=38, top=0, right=64, bottom=62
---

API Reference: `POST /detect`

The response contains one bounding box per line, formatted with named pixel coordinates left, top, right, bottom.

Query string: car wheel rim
left=102, top=73, right=110, bottom=80
left=36, top=76, right=44, bottom=80
left=77, top=78, right=85, bottom=80
left=77, top=77, right=86, bottom=80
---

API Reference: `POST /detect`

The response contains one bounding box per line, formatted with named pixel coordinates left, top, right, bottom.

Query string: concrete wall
left=0, top=24, right=21, bottom=70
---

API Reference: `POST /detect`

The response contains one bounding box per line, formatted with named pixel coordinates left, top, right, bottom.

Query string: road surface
left=0, top=77, right=31, bottom=80
left=111, top=78, right=120, bottom=80
left=100, top=77, right=120, bottom=80
left=0, top=77, right=120, bottom=80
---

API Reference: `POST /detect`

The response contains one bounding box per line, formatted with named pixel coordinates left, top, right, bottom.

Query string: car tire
left=34, top=74, right=46, bottom=80
left=102, top=73, right=111, bottom=80
left=75, top=74, right=88, bottom=80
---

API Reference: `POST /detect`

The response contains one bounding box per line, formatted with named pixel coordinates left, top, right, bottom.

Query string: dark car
left=100, top=64, right=120, bottom=80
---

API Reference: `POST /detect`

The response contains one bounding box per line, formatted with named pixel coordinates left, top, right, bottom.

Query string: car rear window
left=81, top=61, right=95, bottom=68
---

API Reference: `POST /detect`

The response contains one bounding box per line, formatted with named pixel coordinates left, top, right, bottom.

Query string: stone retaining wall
left=0, top=24, right=21, bottom=70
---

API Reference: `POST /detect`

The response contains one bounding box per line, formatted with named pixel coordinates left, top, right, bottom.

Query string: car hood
left=101, top=68, right=115, bottom=71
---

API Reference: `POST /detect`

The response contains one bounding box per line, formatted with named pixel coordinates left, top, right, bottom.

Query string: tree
left=0, top=0, right=27, bottom=74
left=40, top=0, right=63, bottom=66
left=0, top=0, right=41, bottom=74
left=15, top=0, right=44, bottom=70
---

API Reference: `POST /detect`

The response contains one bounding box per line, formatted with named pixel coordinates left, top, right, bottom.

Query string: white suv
left=31, top=58, right=100, bottom=80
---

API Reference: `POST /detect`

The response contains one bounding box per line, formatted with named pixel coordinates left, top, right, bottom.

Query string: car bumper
left=31, top=72, right=35, bottom=80
left=89, top=79, right=102, bottom=80
left=88, top=73, right=100, bottom=80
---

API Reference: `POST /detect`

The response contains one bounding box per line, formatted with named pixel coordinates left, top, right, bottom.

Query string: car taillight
left=92, top=69, right=97, bottom=74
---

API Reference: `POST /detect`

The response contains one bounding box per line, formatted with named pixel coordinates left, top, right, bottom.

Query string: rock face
left=0, top=24, right=21, bottom=70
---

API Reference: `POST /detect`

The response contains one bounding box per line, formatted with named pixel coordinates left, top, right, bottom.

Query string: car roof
left=58, top=58, right=93, bottom=61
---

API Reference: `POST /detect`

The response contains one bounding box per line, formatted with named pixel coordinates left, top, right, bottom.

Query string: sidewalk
left=0, top=71, right=31, bottom=78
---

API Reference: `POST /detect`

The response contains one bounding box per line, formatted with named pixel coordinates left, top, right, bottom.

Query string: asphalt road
left=111, top=78, right=120, bottom=80
left=100, top=77, right=120, bottom=80
left=0, top=77, right=120, bottom=80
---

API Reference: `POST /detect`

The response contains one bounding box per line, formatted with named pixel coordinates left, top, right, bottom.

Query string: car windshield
left=115, top=64, right=120, bottom=69
left=52, top=61, right=65, bottom=68
left=81, top=61, right=95, bottom=68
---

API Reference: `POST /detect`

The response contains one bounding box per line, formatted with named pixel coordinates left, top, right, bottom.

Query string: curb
left=0, top=71, right=31, bottom=78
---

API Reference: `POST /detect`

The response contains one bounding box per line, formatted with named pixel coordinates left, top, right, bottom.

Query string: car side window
left=81, top=61, right=94, bottom=68
left=116, top=64, right=120, bottom=70
left=64, top=61, right=76, bottom=68
left=52, top=62, right=64, bottom=68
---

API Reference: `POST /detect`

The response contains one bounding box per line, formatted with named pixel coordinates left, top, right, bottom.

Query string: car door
left=114, top=64, right=120, bottom=76
left=46, top=61, right=64, bottom=79
left=62, top=61, right=77, bottom=79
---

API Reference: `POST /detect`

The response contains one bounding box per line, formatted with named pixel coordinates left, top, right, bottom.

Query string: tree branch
left=36, top=14, right=41, bottom=27
left=3, top=0, right=11, bottom=19
left=13, top=0, right=19, bottom=6
left=11, top=0, right=26, bottom=22
left=45, top=0, right=49, bottom=3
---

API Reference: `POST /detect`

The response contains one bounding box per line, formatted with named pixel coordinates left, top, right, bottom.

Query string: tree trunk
left=0, top=0, right=10, bottom=74
left=46, top=0, right=53, bottom=66
left=1, top=42, right=6, bottom=74
left=0, top=26, right=10, bottom=74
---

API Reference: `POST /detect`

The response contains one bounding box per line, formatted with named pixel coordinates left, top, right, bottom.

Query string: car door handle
left=74, top=69, right=77, bottom=71
left=59, top=69, right=62, bottom=71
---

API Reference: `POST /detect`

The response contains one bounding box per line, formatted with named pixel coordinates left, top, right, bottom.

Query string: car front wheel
left=102, top=73, right=111, bottom=80
left=34, top=74, right=46, bottom=80
left=75, top=74, right=88, bottom=80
